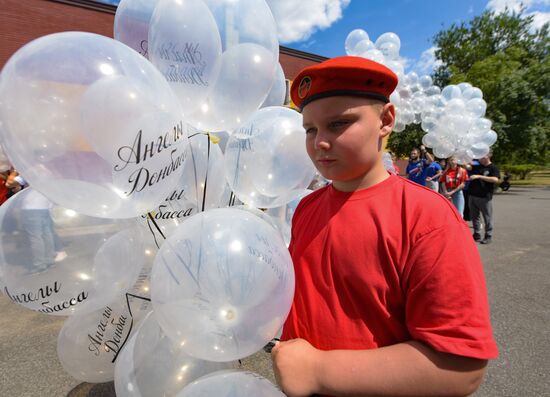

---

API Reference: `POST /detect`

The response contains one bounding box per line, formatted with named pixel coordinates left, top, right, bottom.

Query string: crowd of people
left=401, top=146, right=501, bottom=244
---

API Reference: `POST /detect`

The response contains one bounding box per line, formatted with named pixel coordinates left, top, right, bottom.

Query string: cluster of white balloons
left=420, top=83, right=496, bottom=163
left=345, top=29, right=498, bottom=162
left=0, top=0, right=312, bottom=395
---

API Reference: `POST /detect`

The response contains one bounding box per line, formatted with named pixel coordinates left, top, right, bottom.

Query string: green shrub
left=500, top=164, right=540, bottom=180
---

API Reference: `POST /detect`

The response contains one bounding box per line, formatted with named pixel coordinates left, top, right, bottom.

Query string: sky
left=100, top=0, right=549, bottom=75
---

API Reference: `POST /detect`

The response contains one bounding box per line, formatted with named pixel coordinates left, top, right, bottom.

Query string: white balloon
left=480, top=130, right=498, bottom=146
left=115, top=311, right=233, bottom=396
left=151, top=208, right=295, bottom=362
left=261, top=63, right=287, bottom=108
left=114, top=0, right=161, bottom=58
left=470, top=142, right=490, bottom=158
left=0, top=32, right=188, bottom=219
left=188, top=43, right=277, bottom=132
left=57, top=298, right=151, bottom=383
left=375, top=32, right=401, bottom=52
left=224, top=107, right=315, bottom=208
left=149, top=0, right=222, bottom=115
left=441, top=85, right=463, bottom=101
left=0, top=188, right=145, bottom=316
left=466, top=98, right=487, bottom=118
left=345, top=29, right=370, bottom=55
left=177, top=370, right=285, bottom=397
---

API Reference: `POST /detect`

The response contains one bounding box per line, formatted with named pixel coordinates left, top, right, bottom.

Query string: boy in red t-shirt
left=271, top=56, right=497, bottom=397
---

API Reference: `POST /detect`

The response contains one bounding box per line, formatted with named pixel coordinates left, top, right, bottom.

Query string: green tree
left=432, top=9, right=549, bottom=164
left=387, top=124, right=425, bottom=159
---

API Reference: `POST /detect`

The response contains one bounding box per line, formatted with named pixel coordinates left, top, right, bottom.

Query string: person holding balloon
left=271, top=56, right=497, bottom=397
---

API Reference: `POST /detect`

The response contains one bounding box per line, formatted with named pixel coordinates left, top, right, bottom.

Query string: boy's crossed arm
left=272, top=338, right=486, bottom=397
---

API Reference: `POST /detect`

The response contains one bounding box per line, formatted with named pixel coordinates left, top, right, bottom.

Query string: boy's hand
left=271, top=338, right=322, bottom=397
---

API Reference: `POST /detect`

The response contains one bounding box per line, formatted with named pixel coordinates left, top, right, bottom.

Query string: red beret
left=290, top=56, right=398, bottom=110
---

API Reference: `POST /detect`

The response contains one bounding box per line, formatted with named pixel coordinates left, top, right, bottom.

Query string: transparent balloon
left=151, top=208, right=295, bottom=362
left=0, top=32, right=188, bottom=218
left=354, top=39, right=376, bottom=55
left=57, top=297, right=151, bottom=383
left=114, top=0, right=160, bottom=58
left=419, top=75, right=433, bottom=90
left=375, top=32, right=401, bottom=53
left=115, top=311, right=233, bottom=396
left=0, top=188, right=145, bottom=316
left=422, top=133, right=439, bottom=148
left=345, top=29, right=370, bottom=55
left=462, top=86, right=483, bottom=100
left=180, top=127, right=232, bottom=212
left=480, top=130, right=498, bottom=146
left=441, top=85, right=463, bottom=101
left=377, top=41, right=399, bottom=59
left=177, top=370, right=285, bottom=397
left=148, top=0, right=222, bottom=115
left=261, top=63, right=287, bottom=108
left=466, top=98, right=487, bottom=118
left=470, top=142, right=490, bottom=159
left=224, top=106, right=315, bottom=208
left=362, top=49, right=385, bottom=64
left=266, top=190, right=312, bottom=247
left=186, top=0, right=280, bottom=131
left=189, top=43, right=277, bottom=132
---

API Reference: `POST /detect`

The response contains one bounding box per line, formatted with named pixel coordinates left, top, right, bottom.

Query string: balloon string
left=147, top=212, right=166, bottom=249
left=201, top=133, right=211, bottom=212
left=115, top=292, right=153, bottom=364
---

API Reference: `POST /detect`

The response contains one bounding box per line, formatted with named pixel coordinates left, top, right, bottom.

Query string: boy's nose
left=315, top=134, right=331, bottom=151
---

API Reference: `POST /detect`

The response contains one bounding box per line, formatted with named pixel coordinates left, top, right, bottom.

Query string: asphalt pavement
left=0, top=186, right=549, bottom=396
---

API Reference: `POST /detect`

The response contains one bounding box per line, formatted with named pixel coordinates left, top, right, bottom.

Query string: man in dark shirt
left=468, top=155, right=500, bottom=244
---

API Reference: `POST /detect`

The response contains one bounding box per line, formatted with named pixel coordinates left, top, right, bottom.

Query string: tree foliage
left=432, top=9, right=549, bottom=164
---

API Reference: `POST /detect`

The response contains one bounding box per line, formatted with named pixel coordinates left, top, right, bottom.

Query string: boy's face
left=302, top=96, right=394, bottom=190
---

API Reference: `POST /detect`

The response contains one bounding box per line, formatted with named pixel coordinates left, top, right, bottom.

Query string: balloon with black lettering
left=115, top=311, right=233, bottom=396
left=0, top=188, right=145, bottom=316
left=114, top=0, right=161, bottom=58
left=151, top=208, right=294, bottom=362
left=177, top=370, right=285, bottom=397
left=57, top=297, right=151, bottom=383
left=148, top=0, right=222, bottom=115
left=0, top=32, right=187, bottom=218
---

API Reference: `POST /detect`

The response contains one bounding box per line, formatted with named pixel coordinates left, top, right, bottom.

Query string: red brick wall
left=0, top=0, right=115, bottom=68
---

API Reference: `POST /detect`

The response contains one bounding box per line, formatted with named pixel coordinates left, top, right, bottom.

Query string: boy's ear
left=380, top=103, right=395, bottom=138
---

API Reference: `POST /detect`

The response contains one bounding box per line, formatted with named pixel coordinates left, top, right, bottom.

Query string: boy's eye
left=305, top=127, right=316, bottom=134
left=330, top=120, right=350, bottom=128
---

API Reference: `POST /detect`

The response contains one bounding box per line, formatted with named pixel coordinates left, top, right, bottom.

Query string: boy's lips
left=317, top=157, right=336, bottom=165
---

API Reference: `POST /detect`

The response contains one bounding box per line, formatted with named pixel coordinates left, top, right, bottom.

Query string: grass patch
left=509, top=176, right=550, bottom=186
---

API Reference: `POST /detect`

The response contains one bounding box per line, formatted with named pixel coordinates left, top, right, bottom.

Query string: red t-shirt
left=440, top=167, right=469, bottom=190
left=282, top=174, right=497, bottom=361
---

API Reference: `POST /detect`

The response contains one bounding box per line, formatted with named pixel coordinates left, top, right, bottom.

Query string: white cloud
left=486, top=0, right=550, bottom=31
left=486, top=0, right=533, bottom=13
left=411, top=46, right=444, bottom=76
left=528, top=10, right=550, bottom=29
left=265, top=0, right=351, bottom=43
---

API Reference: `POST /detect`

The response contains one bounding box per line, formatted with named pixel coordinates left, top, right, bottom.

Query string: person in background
left=462, top=159, right=479, bottom=222
left=424, top=158, right=443, bottom=192
left=0, top=168, right=12, bottom=205
left=469, top=154, right=500, bottom=244
left=271, top=56, right=497, bottom=397
left=440, top=156, right=469, bottom=217
left=391, top=153, right=400, bottom=176
left=406, top=145, right=433, bottom=186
